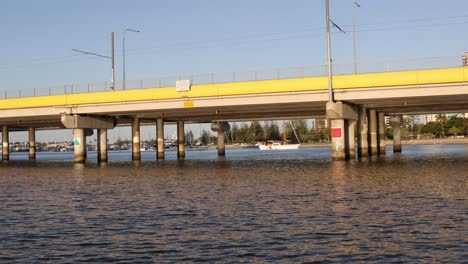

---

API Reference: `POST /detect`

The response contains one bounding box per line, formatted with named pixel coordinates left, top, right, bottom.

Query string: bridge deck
left=1, top=67, right=467, bottom=110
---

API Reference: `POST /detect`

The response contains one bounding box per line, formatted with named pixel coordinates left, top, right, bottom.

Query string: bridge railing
left=0, top=55, right=462, bottom=99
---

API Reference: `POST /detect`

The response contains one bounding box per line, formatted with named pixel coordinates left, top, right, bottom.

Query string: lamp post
left=353, top=1, right=361, bottom=74
left=72, top=32, right=116, bottom=90
left=122, top=28, right=140, bottom=90
left=326, top=0, right=334, bottom=103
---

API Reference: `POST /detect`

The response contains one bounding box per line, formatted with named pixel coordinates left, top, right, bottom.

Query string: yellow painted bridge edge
left=1, top=67, right=467, bottom=110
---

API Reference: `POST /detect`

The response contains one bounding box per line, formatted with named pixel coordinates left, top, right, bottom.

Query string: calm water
left=0, top=145, right=466, bottom=263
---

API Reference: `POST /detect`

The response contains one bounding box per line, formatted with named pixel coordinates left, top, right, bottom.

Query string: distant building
left=424, top=114, right=439, bottom=124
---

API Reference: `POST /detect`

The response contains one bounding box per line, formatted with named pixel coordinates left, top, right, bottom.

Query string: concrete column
left=2, top=126, right=9, bottom=161
left=132, top=117, right=141, bottom=161
left=390, top=116, right=402, bottom=153
left=28, top=128, right=36, bottom=160
left=97, top=129, right=108, bottom=162
left=217, top=130, right=225, bottom=156
left=177, top=120, right=185, bottom=159
left=348, top=120, right=356, bottom=159
left=156, top=119, right=165, bottom=159
left=73, top=128, right=86, bottom=163
left=378, top=112, right=387, bottom=155
left=331, top=119, right=346, bottom=160
left=369, top=109, right=378, bottom=156
left=357, top=107, right=368, bottom=157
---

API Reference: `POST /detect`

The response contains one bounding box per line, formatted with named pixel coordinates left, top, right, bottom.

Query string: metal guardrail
left=0, top=55, right=462, bottom=99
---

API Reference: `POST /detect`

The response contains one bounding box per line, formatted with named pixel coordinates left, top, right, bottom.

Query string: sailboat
left=258, top=121, right=301, bottom=150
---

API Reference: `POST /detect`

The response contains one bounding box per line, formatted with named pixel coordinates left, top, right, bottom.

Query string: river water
left=0, top=145, right=466, bottom=263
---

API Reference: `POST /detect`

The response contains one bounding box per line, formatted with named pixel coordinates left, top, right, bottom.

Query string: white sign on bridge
left=176, top=80, right=191, bottom=92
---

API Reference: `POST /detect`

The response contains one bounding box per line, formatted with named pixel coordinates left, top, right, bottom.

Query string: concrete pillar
left=217, top=130, right=225, bottom=156
left=369, top=109, right=378, bottom=156
left=390, top=116, right=402, bottom=153
left=97, top=129, right=108, bottom=162
left=73, top=128, right=86, bottom=163
left=348, top=120, right=356, bottom=159
left=28, top=128, right=36, bottom=160
left=2, top=126, right=9, bottom=161
left=177, top=120, right=185, bottom=159
left=156, top=119, right=165, bottom=160
left=357, top=107, right=368, bottom=157
left=331, top=119, right=346, bottom=160
left=132, top=117, right=141, bottom=161
left=378, top=112, right=386, bottom=155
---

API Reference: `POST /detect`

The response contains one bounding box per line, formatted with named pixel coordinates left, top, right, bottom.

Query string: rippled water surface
left=0, top=145, right=467, bottom=263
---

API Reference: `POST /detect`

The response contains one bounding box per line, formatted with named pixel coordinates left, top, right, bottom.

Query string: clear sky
left=1, top=0, right=468, bottom=142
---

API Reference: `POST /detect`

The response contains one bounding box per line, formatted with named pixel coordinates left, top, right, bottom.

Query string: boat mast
left=289, top=121, right=301, bottom=143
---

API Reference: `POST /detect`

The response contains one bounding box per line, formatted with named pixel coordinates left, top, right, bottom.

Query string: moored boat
left=258, top=141, right=300, bottom=150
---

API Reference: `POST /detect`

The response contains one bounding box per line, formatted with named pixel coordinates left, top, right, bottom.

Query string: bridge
left=1, top=56, right=467, bottom=162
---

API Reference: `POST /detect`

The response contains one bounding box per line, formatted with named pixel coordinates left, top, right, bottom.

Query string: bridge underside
left=0, top=83, right=467, bottom=131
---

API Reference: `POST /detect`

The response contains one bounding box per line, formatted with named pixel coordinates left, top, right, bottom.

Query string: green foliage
left=420, top=117, right=467, bottom=137
left=223, top=119, right=333, bottom=144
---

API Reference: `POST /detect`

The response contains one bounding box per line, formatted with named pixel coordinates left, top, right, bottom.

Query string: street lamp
left=72, top=32, right=116, bottom=90
left=326, top=0, right=334, bottom=103
left=122, top=28, right=140, bottom=90
left=353, top=1, right=361, bottom=74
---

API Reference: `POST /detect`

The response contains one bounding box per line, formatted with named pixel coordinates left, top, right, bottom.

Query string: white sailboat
left=258, top=121, right=301, bottom=150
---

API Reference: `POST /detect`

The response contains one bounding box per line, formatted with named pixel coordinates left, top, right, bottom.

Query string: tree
left=199, top=129, right=211, bottom=145
left=185, top=130, right=194, bottom=146
left=264, top=121, right=282, bottom=141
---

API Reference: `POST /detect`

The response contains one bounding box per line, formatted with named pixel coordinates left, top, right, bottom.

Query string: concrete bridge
left=1, top=63, right=467, bottom=162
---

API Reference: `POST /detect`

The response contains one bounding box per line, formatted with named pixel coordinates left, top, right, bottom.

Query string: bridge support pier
left=97, top=129, right=108, bottom=162
left=378, top=112, right=387, bottom=155
left=132, top=117, right=141, bottom=161
left=29, top=128, right=36, bottom=160
left=357, top=107, right=369, bottom=157
left=217, top=131, right=225, bottom=156
left=211, top=122, right=230, bottom=157
left=2, top=126, right=9, bottom=161
left=177, top=121, right=185, bottom=159
left=390, top=116, right=402, bottom=152
left=157, top=119, right=165, bottom=160
left=348, top=120, right=356, bottom=159
left=369, top=109, right=378, bottom=156
left=73, top=129, right=86, bottom=163
left=326, top=102, right=358, bottom=160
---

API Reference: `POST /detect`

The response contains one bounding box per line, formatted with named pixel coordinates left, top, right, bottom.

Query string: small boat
left=258, top=141, right=300, bottom=150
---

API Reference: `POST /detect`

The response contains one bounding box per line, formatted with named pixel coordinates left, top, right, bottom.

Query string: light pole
left=72, top=32, right=116, bottom=90
left=326, top=0, right=334, bottom=103
left=122, top=28, right=140, bottom=90
left=353, top=1, right=361, bottom=74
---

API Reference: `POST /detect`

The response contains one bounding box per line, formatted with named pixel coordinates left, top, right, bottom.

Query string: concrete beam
left=73, top=129, right=86, bottom=163
left=326, top=102, right=358, bottom=120
left=157, top=119, right=165, bottom=160
left=390, top=115, right=402, bottom=152
left=357, top=107, right=368, bottom=157
left=348, top=120, right=356, bottom=159
left=29, top=128, right=36, bottom=160
left=369, top=109, right=378, bottom=156
left=97, top=129, right=108, bottom=162
left=132, top=117, right=141, bottom=161
left=331, top=119, right=347, bottom=160
left=378, top=112, right=387, bottom=155
left=2, top=126, right=9, bottom=161
left=61, top=115, right=116, bottom=129
left=211, top=122, right=230, bottom=133
left=177, top=121, right=185, bottom=159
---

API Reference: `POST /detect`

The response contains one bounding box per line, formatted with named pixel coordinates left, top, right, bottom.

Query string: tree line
left=387, top=115, right=467, bottom=139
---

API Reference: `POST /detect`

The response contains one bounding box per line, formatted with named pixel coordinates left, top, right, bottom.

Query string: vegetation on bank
left=387, top=115, right=468, bottom=139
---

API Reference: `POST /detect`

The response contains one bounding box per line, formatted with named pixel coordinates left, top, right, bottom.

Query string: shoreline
left=225, top=138, right=468, bottom=149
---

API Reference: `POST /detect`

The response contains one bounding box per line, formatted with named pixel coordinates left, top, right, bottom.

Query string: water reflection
left=0, top=145, right=466, bottom=263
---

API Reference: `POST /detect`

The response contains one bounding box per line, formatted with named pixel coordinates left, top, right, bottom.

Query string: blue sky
left=2, top=0, right=468, bottom=142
